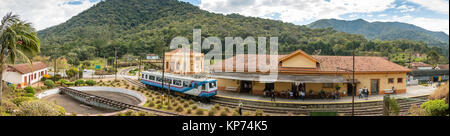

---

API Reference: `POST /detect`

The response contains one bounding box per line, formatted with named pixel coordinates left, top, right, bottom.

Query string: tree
left=427, top=50, right=439, bottom=66
left=0, top=13, right=40, bottom=106
left=65, top=67, right=79, bottom=79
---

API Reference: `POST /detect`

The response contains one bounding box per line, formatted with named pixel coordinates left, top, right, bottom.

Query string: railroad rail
left=119, top=67, right=430, bottom=116
left=59, top=87, right=181, bottom=116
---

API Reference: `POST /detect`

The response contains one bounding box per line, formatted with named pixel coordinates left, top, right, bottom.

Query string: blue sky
left=1, top=0, right=448, bottom=34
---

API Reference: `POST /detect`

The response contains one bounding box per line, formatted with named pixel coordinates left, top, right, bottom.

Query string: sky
left=0, top=0, right=448, bottom=34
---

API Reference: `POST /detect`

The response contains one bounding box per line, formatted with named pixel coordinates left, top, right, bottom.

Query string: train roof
left=142, top=71, right=216, bottom=81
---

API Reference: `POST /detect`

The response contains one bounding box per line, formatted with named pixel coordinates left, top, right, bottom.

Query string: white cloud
left=0, top=0, right=99, bottom=30
left=369, top=15, right=449, bottom=34
left=200, top=0, right=396, bottom=23
left=407, top=0, right=449, bottom=15
left=397, top=5, right=415, bottom=13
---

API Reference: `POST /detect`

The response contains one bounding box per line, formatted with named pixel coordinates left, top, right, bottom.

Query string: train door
left=370, top=79, right=380, bottom=95
left=240, top=81, right=253, bottom=93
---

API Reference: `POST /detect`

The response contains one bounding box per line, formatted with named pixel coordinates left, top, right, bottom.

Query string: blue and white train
left=140, top=71, right=218, bottom=101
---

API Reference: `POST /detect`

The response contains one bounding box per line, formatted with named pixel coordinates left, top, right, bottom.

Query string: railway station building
left=210, top=49, right=412, bottom=97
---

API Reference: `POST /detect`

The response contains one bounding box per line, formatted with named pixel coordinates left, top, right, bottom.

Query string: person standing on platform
left=238, top=100, right=243, bottom=116
left=271, top=90, right=276, bottom=102
left=358, top=88, right=363, bottom=99
left=300, top=91, right=305, bottom=101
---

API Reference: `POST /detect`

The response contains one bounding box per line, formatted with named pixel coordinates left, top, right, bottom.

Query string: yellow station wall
left=216, top=72, right=408, bottom=96
left=281, top=54, right=316, bottom=68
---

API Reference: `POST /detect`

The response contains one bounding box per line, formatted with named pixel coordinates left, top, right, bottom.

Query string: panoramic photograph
left=0, top=0, right=448, bottom=122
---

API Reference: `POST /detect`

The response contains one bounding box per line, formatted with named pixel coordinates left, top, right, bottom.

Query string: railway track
left=119, top=67, right=430, bottom=116
left=60, top=87, right=180, bottom=116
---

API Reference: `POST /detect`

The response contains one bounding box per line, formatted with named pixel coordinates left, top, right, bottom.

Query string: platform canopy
left=209, top=72, right=356, bottom=83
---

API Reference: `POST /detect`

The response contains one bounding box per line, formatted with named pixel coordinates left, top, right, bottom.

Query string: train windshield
left=209, top=82, right=217, bottom=88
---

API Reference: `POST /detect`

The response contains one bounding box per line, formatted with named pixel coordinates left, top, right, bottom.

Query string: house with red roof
left=3, top=62, right=49, bottom=88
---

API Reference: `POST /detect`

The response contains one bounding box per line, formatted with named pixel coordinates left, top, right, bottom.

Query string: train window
left=149, top=76, right=155, bottom=81
left=209, top=82, right=216, bottom=88
left=164, top=78, right=172, bottom=84
left=184, top=81, right=190, bottom=87
left=142, top=74, right=145, bottom=79
left=156, top=77, right=162, bottom=82
left=145, top=75, right=148, bottom=79
left=174, top=80, right=182, bottom=86
left=202, top=85, right=206, bottom=91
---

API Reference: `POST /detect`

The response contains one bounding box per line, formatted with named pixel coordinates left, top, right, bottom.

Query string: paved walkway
left=217, top=85, right=437, bottom=103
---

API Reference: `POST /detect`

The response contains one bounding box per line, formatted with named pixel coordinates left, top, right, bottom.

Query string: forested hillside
left=37, top=0, right=448, bottom=65
left=308, top=19, right=449, bottom=47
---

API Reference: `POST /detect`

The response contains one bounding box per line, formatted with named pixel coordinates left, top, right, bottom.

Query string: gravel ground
left=43, top=91, right=141, bottom=114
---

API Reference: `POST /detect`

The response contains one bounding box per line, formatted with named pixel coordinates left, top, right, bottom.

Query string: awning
left=209, top=72, right=356, bottom=83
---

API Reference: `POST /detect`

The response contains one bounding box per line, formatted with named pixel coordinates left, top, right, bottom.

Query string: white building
left=3, top=62, right=49, bottom=88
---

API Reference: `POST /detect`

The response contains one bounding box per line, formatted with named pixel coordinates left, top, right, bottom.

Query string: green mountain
left=307, top=19, right=449, bottom=47
left=37, top=0, right=448, bottom=65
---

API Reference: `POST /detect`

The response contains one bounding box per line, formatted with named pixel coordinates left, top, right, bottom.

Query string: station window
left=323, top=83, right=333, bottom=88
left=388, top=78, right=394, bottom=84
left=397, top=78, right=403, bottom=83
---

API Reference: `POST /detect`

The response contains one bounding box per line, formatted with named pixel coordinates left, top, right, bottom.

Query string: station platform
left=216, top=85, right=437, bottom=104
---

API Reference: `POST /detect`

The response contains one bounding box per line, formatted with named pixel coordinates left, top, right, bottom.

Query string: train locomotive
left=140, top=71, right=218, bottom=102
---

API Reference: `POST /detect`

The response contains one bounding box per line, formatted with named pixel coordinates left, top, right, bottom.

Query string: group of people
left=263, top=89, right=307, bottom=101
left=358, top=87, right=370, bottom=100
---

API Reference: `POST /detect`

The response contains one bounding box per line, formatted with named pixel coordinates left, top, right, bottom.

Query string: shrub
left=75, top=80, right=85, bottom=86
left=86, top=80, right=96, bottom=86
left=167, top=105, right=173, bottom=111
left=232, top=111, right=240, bottom=116
left=213, top=104, right=221, bottom=110
left=188, top=100, right=194, bottom=105
left=40, top=77, right=47, bottom=82
left=183, top=103, right=189, bottom=108
left=421, top=99, right=449, bottom=116
left=208, top=109, right=216, bottom=116
left=64, top=82, right=75, bottom=86
left=156, top=104, right=163, bottom=109
left=186, top=108, right=192, bottom=114
left=383, top=96, right=400, bottom=116
left=65, top=67, right=79, bottom=79
left=220, top=111, right=228, bottom=116
left=17, top=100, right=66, bottom=116
left=408, top=104, right=426, bottom=116
left=44, top=80, right=55, bottom=88
left=24, top=86, right=35, bottom=95
left=147, top=101, right=155, bottom=107
left=12, top=97, right=35, bottom=105
left=195, top=109, right=204, bottom=115
left=175, top=106, right=184, bottom=112
left=429, top=82, right=449, bottom=103
left=58, top=79, right=68, bottom=85
left=255, top=110, right=264, bottom=116
left=1, top=100, right=18, bottom=113
left=52, top=74, right=62, bottom=81
left=224, top=107, right=230, bottom=113
left=24, top=93, right=35, bottom=97
left=191, top=105, right=198, bottom=110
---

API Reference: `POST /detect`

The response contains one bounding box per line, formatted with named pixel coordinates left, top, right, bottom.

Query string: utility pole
left=53, top=48, right=57, bottom=76
left=352, top=48, right=356, bottom=116
left=114, top=47, right=118, bottom=80
left=138, top=57, right=141, bottom=78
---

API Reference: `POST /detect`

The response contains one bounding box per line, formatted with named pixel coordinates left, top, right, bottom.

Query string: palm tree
left=0, top=12, right=40, bottom=106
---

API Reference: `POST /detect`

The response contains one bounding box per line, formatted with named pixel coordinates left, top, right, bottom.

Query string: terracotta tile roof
left=312, top=56, right=411, bottom=72
left=437, top=64, right=449, bottom=70
left=166, top=48, right=203, bottom=55
left=211, top=54, right=285, bottom=72
left=410, top=62, right=431, bottom=67
left=7, top=62, right=49, bottom=74
left=211, top=51, right=411, bottom=73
